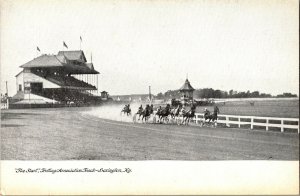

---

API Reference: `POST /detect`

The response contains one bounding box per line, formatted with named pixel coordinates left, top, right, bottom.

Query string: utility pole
left=5, top=81, right=9, bottom=109
left=149, top=86, right=151, bottom=102
left=5, top=81, right=8, bottom=96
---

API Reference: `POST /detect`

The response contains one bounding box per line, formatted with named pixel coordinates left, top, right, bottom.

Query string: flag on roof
left=37, top=47, right=40, bottom=52
left=63, top=41, right=68, bottom=49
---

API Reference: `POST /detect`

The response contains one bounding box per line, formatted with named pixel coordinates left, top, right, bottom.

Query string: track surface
left=1, top=107, right=299, bottom=160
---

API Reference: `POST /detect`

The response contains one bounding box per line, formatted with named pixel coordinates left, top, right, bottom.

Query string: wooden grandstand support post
left=6, top=96, right=9, bottom=109
left=96, top=75, right=98, bottom=95
left=281, top=120, right=284, bottom=132
left=266, top=119, right=269, bottom=131
left=238, top=117, right=241, bottom=128
left=250, top=117, right=254, bottom=129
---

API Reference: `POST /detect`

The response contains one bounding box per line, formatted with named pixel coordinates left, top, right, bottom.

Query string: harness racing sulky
left=120, top=104, right=132, bottom=116
left=123, top=103, right=220, bottom=128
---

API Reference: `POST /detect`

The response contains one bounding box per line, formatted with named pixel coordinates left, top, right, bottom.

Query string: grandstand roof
left=64, top=63, right=99, bottom=74
left=20, top=51, right=99, bottom=74
left=20, top=55, right=63, bottom=68
left=86, top=63, right=94, bottom=70
left=179, top=79, right=195, bottom=91
left=15, top=70, right=23, bottom=77
left=57, top=50, right=87, bottom=62
left=55, top=54, right=67, bottom=64
left=12, top=91, right=24, bottom=100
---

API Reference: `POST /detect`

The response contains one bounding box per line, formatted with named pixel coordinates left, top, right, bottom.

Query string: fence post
left=238, top=117, right=240, bottom=128
left=266, top=119, right=269, bottom=131
left=281, top=120, right=284, bottom=132
left=250, top=117, right=253, bottom=130
left=226, top=116, right=229, bottom=127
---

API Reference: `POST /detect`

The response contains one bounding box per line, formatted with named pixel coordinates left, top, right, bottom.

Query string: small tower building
left=179, top=78, right=195, bottom=102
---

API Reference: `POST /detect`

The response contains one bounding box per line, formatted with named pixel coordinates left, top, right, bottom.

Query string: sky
left=1, top=0, right=299, bottom=96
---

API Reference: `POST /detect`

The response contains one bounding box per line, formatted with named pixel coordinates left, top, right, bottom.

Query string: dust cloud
left=85, top=103, right=145, bottom=123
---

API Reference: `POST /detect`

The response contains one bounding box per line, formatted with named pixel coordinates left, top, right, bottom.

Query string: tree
left=229, top=89, right=233, bottom=97
left=214, top=90, right=222, bottom=98
left=156, top=92, right=164, bottom=99
left=251, top=91, right=260, bottom=97
left=277, top=93, right=297, bottom=98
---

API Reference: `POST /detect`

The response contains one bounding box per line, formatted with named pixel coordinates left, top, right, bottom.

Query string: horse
left=132, top=106, right=144, bottom=123
left=121, top=105, right=131, bottom=116
left=203, top=112, right=215, bottom=124
left=176, top=107, right=185, bottom=125
left=140, top=105, right=154, bottom=123
left=155, top=104, right=171, bottom=123
left=169, top=105, right=182, bottom=124
left=136, top=106, right=145, bottom=120
left=169, top=107, right=177, bottom=119
left=182, top=109, right=196, bottom=125
left=201, top=106, right=219, bottom=127
left=170, top=105, right=181, bottom=119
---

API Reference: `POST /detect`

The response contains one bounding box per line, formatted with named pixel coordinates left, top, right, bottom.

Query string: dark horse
left=140, top=105, right=154, bottom=123
left=155, top=104, right=171, bottom=123
left=202, top=106, right=220, bottom=127
left=182, top=105, right=196, bottom=125
left=121, top=105, right=131, bottom=116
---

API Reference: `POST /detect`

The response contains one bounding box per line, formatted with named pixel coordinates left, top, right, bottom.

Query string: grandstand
left=11, top=50, right=102, bottom=107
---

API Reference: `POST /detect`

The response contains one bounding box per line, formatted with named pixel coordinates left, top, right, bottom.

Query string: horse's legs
left=141, top=115, right=144, bottom=123
left=159, top=116, right=163, bottom=123
left=213, top=116, right=217, bottom=127
left=185, top=117, right=189, bottom=125
left=143, top=115, right=148, bottom=123
left=187, top=117, right=191, bottom=125
left=182, top=117, right=186, bottom=125
left=181, top=117, right=185, bottom=125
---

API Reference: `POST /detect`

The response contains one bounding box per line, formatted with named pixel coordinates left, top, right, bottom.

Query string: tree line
left=155, top=88, right=297, bottom=99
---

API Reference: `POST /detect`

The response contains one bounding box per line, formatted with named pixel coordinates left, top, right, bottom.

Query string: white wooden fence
left=191, top=113, right=299, bottom=134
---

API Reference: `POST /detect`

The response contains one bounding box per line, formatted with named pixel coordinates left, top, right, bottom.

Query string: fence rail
left=192, top=113, right=299, bottom=134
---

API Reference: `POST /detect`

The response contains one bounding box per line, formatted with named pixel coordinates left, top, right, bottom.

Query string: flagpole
left=80, top=36, right=82, bottom=51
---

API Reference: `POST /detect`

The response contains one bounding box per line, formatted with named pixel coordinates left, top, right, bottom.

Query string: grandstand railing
left=1, top=102, right=9, bottom=109
left=191, top=113, right=299, bottom=134
left=32, top=71, right=96, bottom=89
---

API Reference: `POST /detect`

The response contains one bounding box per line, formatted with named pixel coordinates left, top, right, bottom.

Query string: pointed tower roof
left=179, top=79, right=195, bottom=91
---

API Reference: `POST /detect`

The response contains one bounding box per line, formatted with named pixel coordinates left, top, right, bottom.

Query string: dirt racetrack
left=1, top=107, right=299, bottom=160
